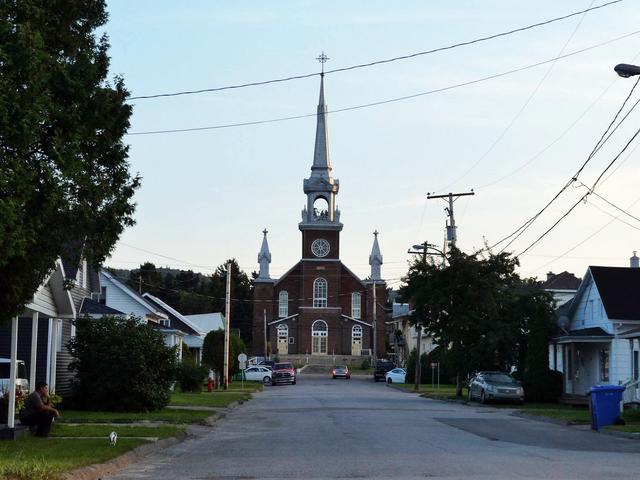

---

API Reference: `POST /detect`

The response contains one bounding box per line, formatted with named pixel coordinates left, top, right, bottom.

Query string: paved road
left=107, top=374, right=640, bottom=479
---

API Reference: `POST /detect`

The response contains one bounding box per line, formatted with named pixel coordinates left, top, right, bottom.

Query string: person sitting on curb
left=19, top=382, right=60, bottom=437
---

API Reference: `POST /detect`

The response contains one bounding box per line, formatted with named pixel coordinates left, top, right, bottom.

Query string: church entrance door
left=277, top=324, right=289, bottom=355
left=312, top=320, right=328, bottom=355
left=351, top=325, right=362, bottom=356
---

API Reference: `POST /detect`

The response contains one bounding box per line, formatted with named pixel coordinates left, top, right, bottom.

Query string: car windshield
left=335, top=366, right=346, bottom=371
left=275, top=363, right=293, bottom=370
left=484, top=373, right=516, bottom=383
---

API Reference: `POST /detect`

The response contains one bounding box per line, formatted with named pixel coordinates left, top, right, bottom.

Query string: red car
left=272, top=362, right=297, bottom=385
left=332, top=365, right=350, bottom=379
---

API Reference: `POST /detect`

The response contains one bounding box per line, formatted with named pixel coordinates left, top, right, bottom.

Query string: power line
left=126, top=30, right=640, bottom=136
left=516, top=123, right=640, bottom=257
left=576, top=181, right=640, bottom=224
left=437, top=0, right=594, bottom=191
left=490, top=75, right=640, bottom=253
left=128, top=1, right=622, bottom=101
left=529, top=194, right=640, bottom=273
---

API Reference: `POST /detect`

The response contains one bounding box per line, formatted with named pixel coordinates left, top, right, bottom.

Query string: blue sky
left=103, top=1, right=640, bottom=287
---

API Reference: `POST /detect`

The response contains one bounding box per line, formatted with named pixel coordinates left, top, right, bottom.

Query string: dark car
left=373, top=360, right=395, bottom=382
left=332, top=365, right=350, bottom=379
left=272, top=362, right=297, bottom=385
left=468, top=371, right=525, bottom=404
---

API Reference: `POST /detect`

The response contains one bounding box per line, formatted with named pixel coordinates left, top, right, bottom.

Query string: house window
left=55, top=319, right=63, bottom=353
left=100, top=286, right=107, bottom=305
left=160, top=319, right=170, bottom=327
left=599, top=348, right=609, bottom=383
left=351, top=292, right=361, bottom=319
left=313, top=278, right=327, bottom=308
left=279, top=291, right=289, bottom=318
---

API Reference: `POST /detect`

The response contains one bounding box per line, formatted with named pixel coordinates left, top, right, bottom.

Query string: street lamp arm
left=615, top=63, right=640, bottom=78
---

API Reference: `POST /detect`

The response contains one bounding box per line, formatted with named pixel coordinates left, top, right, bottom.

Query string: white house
left=98, top=270, right=183, bottom=361
left=550, top=259, right=640, bottom=403
left=389, top=303, right=435, bottom=367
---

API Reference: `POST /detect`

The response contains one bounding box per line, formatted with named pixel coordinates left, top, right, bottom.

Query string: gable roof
left=99, top=270, right=168, bottom=321
left=79, top=298, right=124, bottom=316
left=184, top=313, right=225, bottom=332
left=142, top=294, right=203, bottom=335
left=590, top=266, right=640, bottom=321
left=542, top=271, right=582, bottom=291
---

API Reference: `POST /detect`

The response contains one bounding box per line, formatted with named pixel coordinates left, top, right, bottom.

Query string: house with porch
left=550, top=259, right=640, bottom=403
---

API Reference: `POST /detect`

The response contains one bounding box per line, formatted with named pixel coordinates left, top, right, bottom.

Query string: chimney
left=631, top=251, right=639, bottom=268
left=546, top=271, right=555, bottom=281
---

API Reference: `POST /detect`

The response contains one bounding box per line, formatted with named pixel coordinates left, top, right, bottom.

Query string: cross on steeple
left=316, top=51, right=329, bottom=74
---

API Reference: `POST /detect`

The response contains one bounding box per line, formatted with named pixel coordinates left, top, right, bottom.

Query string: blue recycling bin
left=589, top=385, right=625, bottom=430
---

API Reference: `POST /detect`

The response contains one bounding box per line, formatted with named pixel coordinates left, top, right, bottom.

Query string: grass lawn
left=518, top=407, right=591, bottom=424
left=58, top=408, right=214, bottom=424
left=226, top=382, right=263, bottom=393
left=393, top=383, right=459, bottom=399
left=0, top=437, right=147, bottom=480
left=170, top=391, right=250, bottom=407
left=50, top=423, right=184, bottom=439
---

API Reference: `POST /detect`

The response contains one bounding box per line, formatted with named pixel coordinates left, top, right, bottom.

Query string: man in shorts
left=19, top=382, right=60, bottom=437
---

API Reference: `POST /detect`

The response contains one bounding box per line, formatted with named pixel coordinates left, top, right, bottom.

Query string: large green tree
left=401, top=248, right=555, bottom=397
left=201, top=329, right=247, bottom=386
left=0, top=1, right=139, bottom=324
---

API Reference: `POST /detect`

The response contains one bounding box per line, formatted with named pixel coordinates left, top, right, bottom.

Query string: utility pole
left=407, top=243, right=429, bottom=392
left=372, top=279, right=377, bottom=363
left=427, top=190, right=475, bottom=248
left=263, top=308, right=268, bottom=360
left=223, top=262, right=232, bottom=390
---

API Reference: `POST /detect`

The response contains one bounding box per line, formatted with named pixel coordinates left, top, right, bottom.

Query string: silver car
left=468, top=371, right=524, bottom=404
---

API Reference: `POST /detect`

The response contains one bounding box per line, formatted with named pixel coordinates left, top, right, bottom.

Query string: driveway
left=107, top=374, right=640, bottom=479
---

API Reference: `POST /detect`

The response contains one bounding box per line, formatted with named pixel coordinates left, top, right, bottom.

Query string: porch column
left=49, top=319, right=58, bottom=392
left=8, top=316, right=18, bottom=429
left=570, top=343, right=576, bottom=395
left=30, top=312, right=39, bottom=392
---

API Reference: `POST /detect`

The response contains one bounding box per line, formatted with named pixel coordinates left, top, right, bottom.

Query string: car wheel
left=480, top=390, right=486, bottom=404
left=263, top=376, right=271, bottom=384
left=333, top=376, right=336, bottom=379
left=347, top=376, right=350, bottom=380
left=387, top=378, right=392, bottom=384
left=292, top=379, right=297, bottom=385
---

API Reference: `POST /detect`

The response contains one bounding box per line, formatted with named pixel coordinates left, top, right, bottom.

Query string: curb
left=58, top=393, right=256, bottom=480
left=60, top=430, right=190, bottom=480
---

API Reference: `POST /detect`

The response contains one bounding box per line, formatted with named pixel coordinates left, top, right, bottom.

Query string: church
left=252, top=72, right=386, bottom=359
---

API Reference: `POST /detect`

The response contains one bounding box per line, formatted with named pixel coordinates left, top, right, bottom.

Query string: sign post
left=238, top=353, right=248, bottom=389
left=431, top=362, right=437, bottom=389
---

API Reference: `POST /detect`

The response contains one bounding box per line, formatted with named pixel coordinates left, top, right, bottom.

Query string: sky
left=102, top=0, right=640, bottom=289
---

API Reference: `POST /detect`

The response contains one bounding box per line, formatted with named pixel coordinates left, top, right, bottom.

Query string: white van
left=0, top=358, right=30, bottom=394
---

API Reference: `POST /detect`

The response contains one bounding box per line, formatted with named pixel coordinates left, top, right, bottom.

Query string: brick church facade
left=252, top=74, right=386, bottom=358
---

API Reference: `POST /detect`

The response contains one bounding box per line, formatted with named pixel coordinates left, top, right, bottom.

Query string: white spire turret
left=257, top=229, right=272, bottom=280
left=300, top=58, right=342, bottom=232
left=369, top=230, right=383, bottom=281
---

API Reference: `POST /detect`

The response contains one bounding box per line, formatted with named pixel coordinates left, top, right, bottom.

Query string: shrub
left=360, top=358, right=371, bottom=370
left=523, top=369, right=563, bottom=403
left=68, top=316, right=178, bottom=411
left=176, top=361, right=209, bottom=393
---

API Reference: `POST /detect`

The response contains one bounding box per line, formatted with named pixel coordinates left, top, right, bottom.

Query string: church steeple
left=300, top=56, right=342, bottom=232
left=369, top=230, right=383, bottom=281
left=257, top=229, right=273, bottom=281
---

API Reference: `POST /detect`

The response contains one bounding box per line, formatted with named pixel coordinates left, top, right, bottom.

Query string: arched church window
left=352, top=324, right=362, bottom=340
left=313, top=278, right=328, bottom=308
left=277, top=324, right=289, bottom=338
left=279, top=291, right=289, bottom=318
left=351, top=292, right=361, bottom=319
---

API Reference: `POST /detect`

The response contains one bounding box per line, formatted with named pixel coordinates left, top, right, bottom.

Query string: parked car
left=272, top=362, right=297, bottom=385
left=259, top=360, right=275, bottom=370
left=468, top=371, right=524, bottom=404
left=244, top=366, right=272, bottom=384
left=0, top=358, right=29, bottom=394
left=248, top=356, right=266, bottom=366
left=332, top=365, right=350, bottom=379
left=373, top=360, right=395, bottom=382
left=385, top=368, right=406, bottom=384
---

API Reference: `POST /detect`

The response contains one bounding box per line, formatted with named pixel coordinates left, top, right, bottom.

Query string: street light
left=615, top=63, right=640, bottom=78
